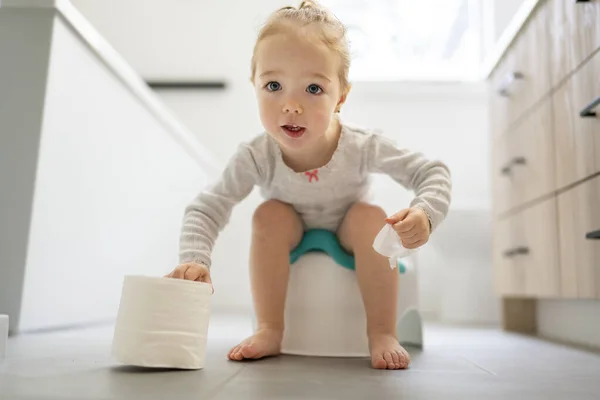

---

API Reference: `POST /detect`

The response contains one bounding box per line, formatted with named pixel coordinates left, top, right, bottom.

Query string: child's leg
left=228, top=200, right=304, bottom=361
left=337, top=202, right=411, bottom=370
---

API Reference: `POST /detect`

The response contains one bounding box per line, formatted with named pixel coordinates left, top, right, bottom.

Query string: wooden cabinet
left=520, top=198, right=561, bottom=298
left=491, top=4, right=552, bottom=133
left=493, top=198, right=560, bottom=298
left=553, top=49, right=600, bottom=190
left=493, top=99, right=555, bottom=213
left=557, top=176, right=600, bottom=299
left=512, top=99, right=556, bottom=206
left=489, top=0, right=600, bottom=332
left=550, top=0, right=600, bottom=87
left=493, top=216, right=523, bottom=296
left=592, top=53, right=600, bottom=173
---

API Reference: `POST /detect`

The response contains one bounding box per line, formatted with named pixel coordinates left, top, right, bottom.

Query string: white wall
left=71, top=0, right=499, bottom=323
left=2, top=7, right=213, bottom=332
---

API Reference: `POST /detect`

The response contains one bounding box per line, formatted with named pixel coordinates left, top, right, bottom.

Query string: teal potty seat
left=290, top=229, right=406, bottom=273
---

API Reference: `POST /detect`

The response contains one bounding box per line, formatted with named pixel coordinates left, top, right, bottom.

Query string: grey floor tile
left=1, top=315, right=599, bottom=400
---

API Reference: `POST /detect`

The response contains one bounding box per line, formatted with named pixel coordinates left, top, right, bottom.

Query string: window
left=323, top=0, right=482, bottom=81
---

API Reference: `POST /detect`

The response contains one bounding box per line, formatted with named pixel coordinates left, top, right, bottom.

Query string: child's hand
left=385, top=207, right=430, bottom=249
left=165, top=262, right=214, bottom=293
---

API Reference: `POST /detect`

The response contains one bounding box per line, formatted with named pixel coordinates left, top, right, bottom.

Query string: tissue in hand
left=372, top=224, right=417, bottom=269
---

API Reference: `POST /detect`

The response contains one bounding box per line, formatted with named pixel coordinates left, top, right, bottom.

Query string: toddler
left=166, top=1, right=451, bottom=370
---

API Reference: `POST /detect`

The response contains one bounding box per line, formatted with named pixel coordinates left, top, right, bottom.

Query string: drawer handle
left=501, top=156, right=527, bottom=175
left=580, top=96, right=600, bottom=117
left=497, top=71, right=524, bottom=97
left=503, top=246, right=530, bottom=258
left=575, top=0, right=591, bottom=3
left=586, top=230, right=600, bottom=240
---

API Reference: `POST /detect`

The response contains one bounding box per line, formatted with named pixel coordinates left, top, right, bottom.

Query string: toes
left=371, top=353, right=387, bottom=369
left=391, top=351, right=400, bottom=369
left=397, top=349, right=411, bottom=369
left=227, top=345, right=240, bottom=360
left=228, top=345, right=246, bottom=361
left=241, top=343, right=260, bottom=359
left=234, top=348, right=245, bottom=361
left=383, top=351, right=395, bottom=369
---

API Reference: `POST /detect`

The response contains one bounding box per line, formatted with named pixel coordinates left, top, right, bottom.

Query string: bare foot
left=368, top=333, right=411, bottom=370
left=227, top=329, right=283, bottom=361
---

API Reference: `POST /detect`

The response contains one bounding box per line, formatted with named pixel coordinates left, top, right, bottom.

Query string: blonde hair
left=250, top=0, right=351, bottom=91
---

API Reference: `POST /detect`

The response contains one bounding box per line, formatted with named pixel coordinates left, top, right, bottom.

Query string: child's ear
left=335, top=84, right=352, bottom=113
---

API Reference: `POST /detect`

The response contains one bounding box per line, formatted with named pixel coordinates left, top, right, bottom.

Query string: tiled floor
left=1, top=314, right=600, bottom=399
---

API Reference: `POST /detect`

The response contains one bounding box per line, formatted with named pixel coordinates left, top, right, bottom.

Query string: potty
left=255, top=229, right=423, bottom=357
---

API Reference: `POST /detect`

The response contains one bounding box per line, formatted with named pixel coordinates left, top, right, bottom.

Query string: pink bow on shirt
left=305, top=169, right=319, bottom=183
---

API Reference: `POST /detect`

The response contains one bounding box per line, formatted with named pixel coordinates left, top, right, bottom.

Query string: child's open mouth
left=282, top=125, right=306, bottom=138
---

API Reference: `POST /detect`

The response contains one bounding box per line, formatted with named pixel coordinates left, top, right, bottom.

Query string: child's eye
left=266, top=81, right=281, bottom=91
left=306, top=84, right=323, bottom=95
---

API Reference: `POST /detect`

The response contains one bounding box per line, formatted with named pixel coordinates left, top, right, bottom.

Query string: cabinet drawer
left=493, top=216, right=526, bottom=296
left=493, top=98, right=555, bottom=212
left=557, top=176, right=600, bottom=299
left=493, top=198, right=560, bottom=297
left=593, top=53, right=600, bottom=173
left=490, top=54, right=514, bottom=138
left=550, top=0, right=600, bottom=87
left=491, top=135, right=514, bottom=215
left=553, top=51, right=600, bottom=189
left=492, top=4, right=551, bottom=128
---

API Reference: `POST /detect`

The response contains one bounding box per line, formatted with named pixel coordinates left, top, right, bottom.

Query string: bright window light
left=322, top=0, right=482, bottom=81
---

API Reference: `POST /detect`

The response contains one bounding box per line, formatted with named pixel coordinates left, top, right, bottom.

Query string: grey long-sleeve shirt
left=179, top=122, right=452, bottom=268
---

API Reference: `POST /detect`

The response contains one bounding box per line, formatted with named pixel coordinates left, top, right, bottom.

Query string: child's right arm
left=170, top=143, right=263, bottom=278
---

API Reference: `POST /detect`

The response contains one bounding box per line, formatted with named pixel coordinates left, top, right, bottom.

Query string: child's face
left=253, top=28, right=347, bottom=152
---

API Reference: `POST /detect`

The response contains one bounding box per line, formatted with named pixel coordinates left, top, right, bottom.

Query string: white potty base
left=282, top=253, right=369, bottom=357
left=112, top=275, right=212, bottom=369
left=276, top=253, right=423, bottom=357
left=397, top=308, right=423, bottom=349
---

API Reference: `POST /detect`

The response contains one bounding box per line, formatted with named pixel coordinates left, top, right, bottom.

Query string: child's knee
left=341, top=203, right=387, bottom=243
left=345, top=203, right=386, bottom=227
left=252, top=200, right=301, bottom=238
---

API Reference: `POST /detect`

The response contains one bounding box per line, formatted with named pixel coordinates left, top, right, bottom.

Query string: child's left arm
left=367, top=134, right=451, bottom=247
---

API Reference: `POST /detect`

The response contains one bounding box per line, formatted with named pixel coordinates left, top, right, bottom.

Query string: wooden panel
left=493, top=216, right=526, bottom=296
left=573, top=0, right=600, bottom=70
left=491, top=135, right=514, bottom=215
left=502, top=99, right=555, bottom=208
left=519, top=197, right=561, bottom=298
left=490, top=51, right=515, bottom=139
left=550, top=0, right=600, bottom=87
left=557, top=176, right=600, bottom=299
left=552, top=57, right=597, bottom=190
left=593, top=52, right=600, bottom=173
left=496, top=3, right=551, bottom=127
left=493, top=197, right=559, bottom=298
left=550, top=0, right=578, bottom=86
left=518, top=2, right=552, bottom=114
left=502, top=298, right=537, bottom=334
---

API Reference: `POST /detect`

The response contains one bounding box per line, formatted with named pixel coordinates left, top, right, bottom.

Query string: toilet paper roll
left=0, top=314, right=8, bottom=361
left=112, top=275, right=212, bottom=369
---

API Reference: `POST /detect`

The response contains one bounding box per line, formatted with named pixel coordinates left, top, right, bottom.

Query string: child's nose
left=282, top=101, right=303, bottom=115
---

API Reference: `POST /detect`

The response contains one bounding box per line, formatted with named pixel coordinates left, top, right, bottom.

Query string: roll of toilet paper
left=112, top=275, right=212, bottom=369
left=0, top=314, right=8, bottom=361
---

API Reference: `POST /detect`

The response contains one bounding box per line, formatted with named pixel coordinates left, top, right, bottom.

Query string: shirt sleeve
left=366, top=133, right=452, bottom=232
left=178, top=143, right=262, bottom=268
